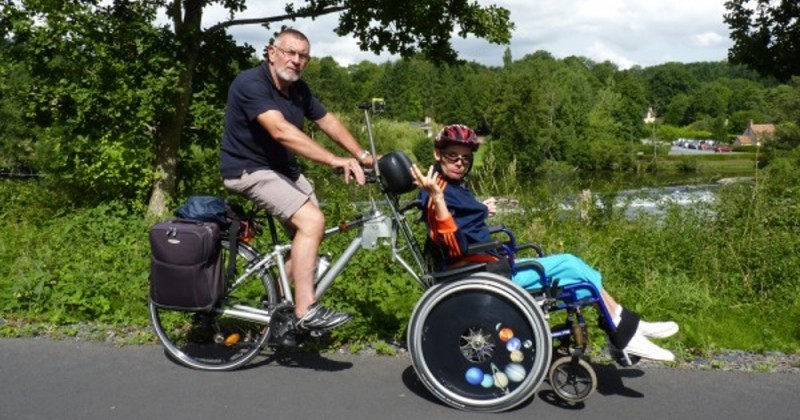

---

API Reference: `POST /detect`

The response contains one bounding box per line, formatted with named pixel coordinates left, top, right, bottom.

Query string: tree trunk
left=147, top=0, right=204, bottom=217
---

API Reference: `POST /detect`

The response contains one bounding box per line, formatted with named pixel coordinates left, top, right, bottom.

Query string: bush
left=0, top=196, right=151, bottom=325
left=2, top=157, right=799, bottom=353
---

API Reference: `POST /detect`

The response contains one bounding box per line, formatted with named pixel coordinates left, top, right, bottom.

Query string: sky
left=199, top=0, right=734, bottom=69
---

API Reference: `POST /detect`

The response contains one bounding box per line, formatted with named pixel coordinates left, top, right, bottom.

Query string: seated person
left=410, top=124, right=679, bottom=362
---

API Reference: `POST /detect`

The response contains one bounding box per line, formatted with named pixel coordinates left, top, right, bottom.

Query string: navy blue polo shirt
left=220, top=62, right=327, bottom=181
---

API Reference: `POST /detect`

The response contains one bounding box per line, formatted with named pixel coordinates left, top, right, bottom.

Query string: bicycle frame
left=214, top=104, right=430, bottom=326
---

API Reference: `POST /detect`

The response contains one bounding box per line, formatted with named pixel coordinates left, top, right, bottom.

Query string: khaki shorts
left=223, top=169, right=318, bottom=224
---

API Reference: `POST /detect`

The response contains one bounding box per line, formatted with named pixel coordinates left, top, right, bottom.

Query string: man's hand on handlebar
left=360, top=154, right=376, bottom=167
left=330, top=156, right=366, bottom=185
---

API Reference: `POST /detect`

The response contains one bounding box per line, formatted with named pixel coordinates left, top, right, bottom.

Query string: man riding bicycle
left=220, top=28, right=374, bottom=330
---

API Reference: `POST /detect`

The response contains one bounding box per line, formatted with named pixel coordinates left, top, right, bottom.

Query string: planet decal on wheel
left=523, top=339, right=533, bottom=349
left=490, top=362, right=509, bottom=389
left=494, top=371, right=509, bottom=388
left=504, top=363, right=526, bottom=382
left=498, top=327, right=514, bottom=342
left=506, top=337, right=522, bottom=351
left=510, top=350, right=524, bottom=362
left=481, top=373, right=494, bottom=388
left=465, top=367, right=484, bottom=385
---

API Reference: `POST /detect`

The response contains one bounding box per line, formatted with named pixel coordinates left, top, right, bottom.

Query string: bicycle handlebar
left=332, top=167, right=378, bottom=184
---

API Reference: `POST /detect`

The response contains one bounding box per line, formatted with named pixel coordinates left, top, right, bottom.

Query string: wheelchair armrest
left=513, top=259, right=546, bottom=279
left=465, top=240, right=503, bottom=255
left=487, top=225, right=543, bottom=257
left=488, top=225, right=513, bottom=242
left=431, top=262, right=488, bottom=283
left=515, top=243, right=545, bottom=257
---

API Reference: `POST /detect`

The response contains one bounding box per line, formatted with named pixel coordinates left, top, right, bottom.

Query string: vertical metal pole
left=364, top=108, right=380, bottom=178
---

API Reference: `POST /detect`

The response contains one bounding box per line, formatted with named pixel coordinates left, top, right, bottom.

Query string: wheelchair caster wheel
left=548, top=356, right=597, bottom=404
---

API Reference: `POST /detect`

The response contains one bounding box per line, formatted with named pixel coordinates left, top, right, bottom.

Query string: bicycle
left=149, top=104, right=431, bottom=372
left=149, top=103, right=631, bottom=411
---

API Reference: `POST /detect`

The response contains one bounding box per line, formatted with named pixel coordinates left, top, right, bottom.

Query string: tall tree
left=488, top=52, right=594, bottom=173
left=644, top=62, right=699, bottom=113
left=724, top=0, right=800, bottom=82
left=3, top=0, right=513, bottom=215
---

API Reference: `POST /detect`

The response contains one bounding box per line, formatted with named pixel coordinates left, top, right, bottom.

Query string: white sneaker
left=624, top=332, right=675, bottom=362
left=638, top=320, right=679, bottom=339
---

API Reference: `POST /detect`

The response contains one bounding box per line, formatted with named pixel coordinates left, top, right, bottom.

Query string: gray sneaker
left=296, top=303, right=352, bottom=331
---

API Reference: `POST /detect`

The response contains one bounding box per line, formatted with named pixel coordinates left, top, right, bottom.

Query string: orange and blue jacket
left=418, top=166, right=498, bottom=268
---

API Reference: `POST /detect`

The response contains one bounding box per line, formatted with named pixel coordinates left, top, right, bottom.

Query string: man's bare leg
left=288, top=201, right=325, bottom=318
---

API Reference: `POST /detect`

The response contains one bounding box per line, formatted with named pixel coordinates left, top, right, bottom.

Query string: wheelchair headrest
left=378, top=151, right=416, bottom=195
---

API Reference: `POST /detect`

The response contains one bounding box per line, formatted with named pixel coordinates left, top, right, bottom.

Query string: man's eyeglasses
left=272, top=45, right=311, bottom=63
left=441, top=151, right=473, bottom=166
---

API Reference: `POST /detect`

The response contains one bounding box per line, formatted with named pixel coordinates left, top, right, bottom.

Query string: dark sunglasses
left=441, top=151, right=473, bottom=166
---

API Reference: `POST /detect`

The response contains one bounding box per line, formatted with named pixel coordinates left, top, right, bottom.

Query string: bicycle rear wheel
left=150, top=240, right=280, bottom=371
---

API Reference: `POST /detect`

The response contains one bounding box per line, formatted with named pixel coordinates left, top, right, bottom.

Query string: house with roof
left=735, top=120, right=775, bottom=146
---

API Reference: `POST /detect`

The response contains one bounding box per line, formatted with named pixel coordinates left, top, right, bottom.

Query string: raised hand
left=410, top=164, right=443, bottom=197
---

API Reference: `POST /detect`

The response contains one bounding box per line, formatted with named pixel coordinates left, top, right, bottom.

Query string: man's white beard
left=276, top=67, right=302, bottom=83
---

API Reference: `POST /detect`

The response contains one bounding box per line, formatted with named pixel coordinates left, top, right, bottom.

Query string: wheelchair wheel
left=407, top=273, right=552, bottom=412
left=149, top=240, right=279, bottom=371
left=548, top=356, right=597, bottom=404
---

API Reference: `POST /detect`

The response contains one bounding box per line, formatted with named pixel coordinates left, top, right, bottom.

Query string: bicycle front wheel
left=150, top=240, right=280, bottom=371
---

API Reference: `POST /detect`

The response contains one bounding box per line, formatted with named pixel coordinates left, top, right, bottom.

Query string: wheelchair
left=375, top=151, right=639, bottom=412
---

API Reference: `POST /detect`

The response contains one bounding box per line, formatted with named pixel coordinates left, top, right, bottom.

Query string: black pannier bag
left=149, top=219, right=224, bottom=311
left=174, top=195, right=244, bottom=282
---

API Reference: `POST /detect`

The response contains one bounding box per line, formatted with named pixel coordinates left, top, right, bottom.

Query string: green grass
left=1, top=162, right=799, bottom=356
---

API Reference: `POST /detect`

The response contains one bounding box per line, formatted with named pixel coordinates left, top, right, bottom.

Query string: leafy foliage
left=3, top=150, right=800, bottom=352
left=0, top=194, right=151, bottom=325
left=724, top=0, right=800, bottom=82
left=2, top=1, right=800, bottom=353
left=329, top=0, right=513, bottom=63
left=3, top=2, right=176, bottom=203
left=3, top=2, right=800, bottom=209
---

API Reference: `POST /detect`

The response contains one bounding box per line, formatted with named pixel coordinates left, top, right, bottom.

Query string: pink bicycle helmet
left=434, top=124, right=480, bottom=151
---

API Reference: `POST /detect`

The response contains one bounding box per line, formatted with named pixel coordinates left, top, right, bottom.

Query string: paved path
left=1, top=338, right=797, bottom=420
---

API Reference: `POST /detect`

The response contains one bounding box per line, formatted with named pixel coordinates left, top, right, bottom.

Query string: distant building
left=735, top=120, right=775, bottom=146
left=410, top=117, right=434, bottom=137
